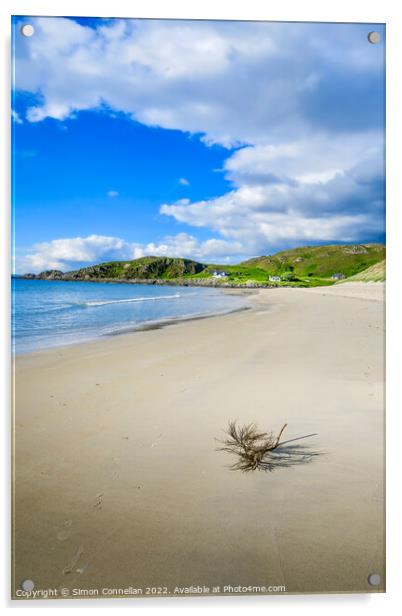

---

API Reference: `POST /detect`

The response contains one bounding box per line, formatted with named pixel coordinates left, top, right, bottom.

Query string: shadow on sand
left=258, top=441, right=323, bottom=473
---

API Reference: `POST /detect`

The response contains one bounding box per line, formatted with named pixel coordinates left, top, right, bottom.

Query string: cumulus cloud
left=144, top=233, right=242, bottom=261
left=19, top=235, right=135, bottom=272
left=12, top=109, right=23, bottom=124
left=16, top=233, right=242, bottom=273
left=160, top=132, right=385, bottom=253
left=14, top=18, right=383, bottom=146
left=13, top=17, right=385, bottom=258
left=223, top=132, right=382, bottom=187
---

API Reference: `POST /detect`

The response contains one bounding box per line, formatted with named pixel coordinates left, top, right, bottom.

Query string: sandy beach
left=12, top=283, right=385, bottom=598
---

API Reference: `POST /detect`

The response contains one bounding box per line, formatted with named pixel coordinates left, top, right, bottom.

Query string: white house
left=212, top=271, right=229, bottom=278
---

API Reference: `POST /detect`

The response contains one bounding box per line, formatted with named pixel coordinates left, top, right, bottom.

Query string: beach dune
left=13, top=283, right=385, bottom=597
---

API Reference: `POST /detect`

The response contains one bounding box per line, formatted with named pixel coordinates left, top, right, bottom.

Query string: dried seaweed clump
left=217, top=421, right=288, bottom=471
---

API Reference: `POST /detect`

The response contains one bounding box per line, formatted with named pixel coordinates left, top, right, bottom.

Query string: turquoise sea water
left=12, top=279, right=247, bottom=355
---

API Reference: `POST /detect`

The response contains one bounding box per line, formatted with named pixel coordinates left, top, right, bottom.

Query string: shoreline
left=13, top=288, right=255, bottom=358
left=106, top=304, right=252, bottom=336
left=13, top=304, right=253, bottom=358
left=13, top=283, right=385, bottom=596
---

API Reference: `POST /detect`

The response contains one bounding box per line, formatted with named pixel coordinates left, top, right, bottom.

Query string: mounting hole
left=21, top=24, right=35, bottom=38
left=367, top=31, right=381, bottom=44
left=21, top=579, right=35, bottom=591
left=368, top=573, right=381, bottom=586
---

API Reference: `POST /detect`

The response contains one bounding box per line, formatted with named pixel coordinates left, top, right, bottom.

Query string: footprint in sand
left=111, top=457, right=120, bottom=480
left=57, top=519, right=73, bottom=541
left=93, top=492, right=104, bottom=510
left=150, top=433, right=164, bottom=448
left=63, top=545, right=84, bottom=575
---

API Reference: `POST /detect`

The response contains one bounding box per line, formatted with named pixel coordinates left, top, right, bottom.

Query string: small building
left=212, top=271, right=228, bottom=278
left=331, top=273, right=346, bottom=280
left=269, top=275, right=282, bottom=282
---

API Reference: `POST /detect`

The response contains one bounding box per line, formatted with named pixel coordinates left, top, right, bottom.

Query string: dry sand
left=13, top=282, right=385, bottom=598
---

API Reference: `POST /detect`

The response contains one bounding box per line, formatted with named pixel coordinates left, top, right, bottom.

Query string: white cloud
left=14, top=18, right=382, bottom=147
left=179, top=178, right=190, bottom=186
left=16, top=233, right=243, bottom=274
left=107, top=190, right=119, bottom=197
left=20, top=235, right=133, bottom=272
left=160, top=133, right=385, bottom=253
left=144, top=233, right=242, bottom=260
left=224, top=132, right=382, bottom=187
left=12, top=109, right=23, bottom=124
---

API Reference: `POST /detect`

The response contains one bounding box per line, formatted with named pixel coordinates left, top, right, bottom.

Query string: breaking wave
left=84, top=293, right=181, bottom=307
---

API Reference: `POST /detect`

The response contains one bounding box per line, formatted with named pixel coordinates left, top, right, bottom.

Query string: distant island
left=21, top=243, right=385, bottom=288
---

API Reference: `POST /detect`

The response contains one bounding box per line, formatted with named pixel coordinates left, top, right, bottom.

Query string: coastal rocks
left=35, top=270, right=65, bottom=280
left=123, top=257, right=206, bottom=279
left=343, top=245, right=369, bottom=255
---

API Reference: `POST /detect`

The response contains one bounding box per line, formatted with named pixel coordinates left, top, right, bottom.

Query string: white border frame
left=1, top=1, right=401, bottom=613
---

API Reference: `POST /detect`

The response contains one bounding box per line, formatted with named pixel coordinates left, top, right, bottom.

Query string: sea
left=12, top=278, right=248, bottom=355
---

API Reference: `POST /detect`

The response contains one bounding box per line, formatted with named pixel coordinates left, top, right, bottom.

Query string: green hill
left=63, top=257, right=206, bottom=280
left=338, top=259, right=385, bottom=282
left=26, top=243, right=385, bottom=287
left=241, top=244, right=385, bottom=279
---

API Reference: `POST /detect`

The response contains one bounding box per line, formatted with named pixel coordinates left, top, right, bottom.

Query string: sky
left=12, top=17, right=385, bottom=273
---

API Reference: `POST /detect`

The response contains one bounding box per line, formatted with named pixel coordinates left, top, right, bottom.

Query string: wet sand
left=13, top=283, right=385, bottom=598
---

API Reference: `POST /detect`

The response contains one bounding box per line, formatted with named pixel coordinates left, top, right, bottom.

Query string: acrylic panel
left=11, top=16, right=385, bottom=600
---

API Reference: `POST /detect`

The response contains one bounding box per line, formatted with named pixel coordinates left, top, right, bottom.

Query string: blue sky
left=12, top=17, right=385, bottom=272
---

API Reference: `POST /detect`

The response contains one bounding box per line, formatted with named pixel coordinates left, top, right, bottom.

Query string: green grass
left=241, top=243, right=385, bottom=279
left=337, top=259, right=385, bottom=282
